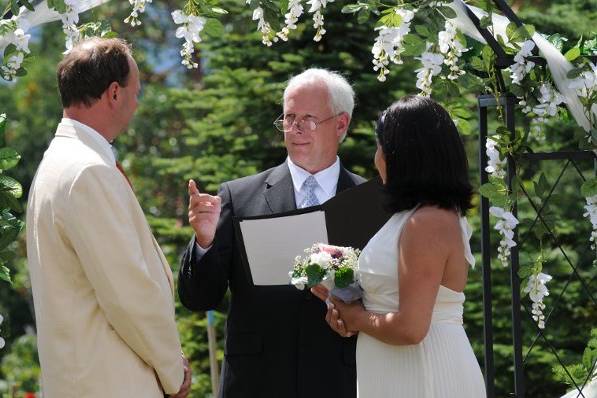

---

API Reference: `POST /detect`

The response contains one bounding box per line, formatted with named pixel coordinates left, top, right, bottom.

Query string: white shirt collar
left=287, top=156, right=340, bottom=197
left=60, top=118, right=115, bottom=164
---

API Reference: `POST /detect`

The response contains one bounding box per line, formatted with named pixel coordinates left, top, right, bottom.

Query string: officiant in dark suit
left=178, top=68, right=365, bottom=398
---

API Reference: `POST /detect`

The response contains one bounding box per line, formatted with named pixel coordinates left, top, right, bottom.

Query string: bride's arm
left=332, top=208, right=460, bottom=345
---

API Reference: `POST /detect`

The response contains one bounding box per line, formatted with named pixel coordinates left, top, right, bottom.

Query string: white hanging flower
left=510, top=40, right=535, bottom=85
left=485, top=138, right=506, bottom=178
left=415, top=47, right=444, bottom=97
left=60, top=0, right=81, bottom=53
left=583, top=195, right=597, bottom=254
left=307, top=0, right=333, bottom=42
left=438, top=20, right=467, bottom=80
left=251, top=6, right=277, bottom=47
left=0, top=8, right=30, bottom=80
left=171, top=10, right=206, bottom=69
left=277, top=0, right=303, bottom=41
left=489, top=206, right=519, bottom=267
left=525, top=82, right=566, bottom=138
left=523, top=272, right=552, bottom=329
left=371, top=8, right=415, bottom=82
left=124, top=0, right=152, bottom=27
left=0, top=313, right=4, bottom=349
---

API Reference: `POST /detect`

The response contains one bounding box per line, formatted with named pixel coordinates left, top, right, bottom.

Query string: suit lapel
left=264, top=163, right=297, bottom=214
left=336, top=164, right=357, bottom=194
left=151, top=236, right=175, bottom=295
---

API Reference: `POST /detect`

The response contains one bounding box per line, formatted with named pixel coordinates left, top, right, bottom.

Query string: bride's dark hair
left=375, top=95, right=473, bottom=214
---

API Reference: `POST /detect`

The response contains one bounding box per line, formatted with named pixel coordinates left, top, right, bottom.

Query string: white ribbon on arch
left=0, top=0, right=109, bottom=51
left=449, top=0, right=594, bottom=133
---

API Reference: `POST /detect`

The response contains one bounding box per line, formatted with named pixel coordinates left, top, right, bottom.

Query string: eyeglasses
left=273, top=113, right=341, bottom=133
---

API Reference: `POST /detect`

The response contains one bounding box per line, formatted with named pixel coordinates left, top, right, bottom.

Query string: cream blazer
left=26, top=122, right=184, bottom=397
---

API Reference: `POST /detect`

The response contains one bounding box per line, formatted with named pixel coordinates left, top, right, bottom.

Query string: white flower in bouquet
left=289, top=243, right=361, bottom=301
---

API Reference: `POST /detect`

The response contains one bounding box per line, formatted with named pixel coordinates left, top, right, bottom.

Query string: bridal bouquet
left=289, top=243, right=362, bottom=302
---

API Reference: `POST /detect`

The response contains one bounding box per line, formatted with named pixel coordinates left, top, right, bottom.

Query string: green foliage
left=0, top=333, right=40, bottom=395
left=305, top=263, right=325, bottom=287
left=334, top=267, right=354, bottom=289
left=553, top=328, right=597, bottom=389
left=0, top=114, right=23, bottom=287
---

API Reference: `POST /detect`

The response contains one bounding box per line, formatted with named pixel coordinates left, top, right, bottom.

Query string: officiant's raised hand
left=188, top=179, right=221, bottom=248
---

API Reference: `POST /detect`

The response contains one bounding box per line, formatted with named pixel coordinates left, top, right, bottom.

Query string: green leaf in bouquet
left=305, top=263, right=325, bottom=287
left=334, top=268, right=354, bottom=289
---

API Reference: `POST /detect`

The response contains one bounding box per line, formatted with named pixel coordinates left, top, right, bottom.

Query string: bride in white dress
left=313, top=95, right=486, bottom=397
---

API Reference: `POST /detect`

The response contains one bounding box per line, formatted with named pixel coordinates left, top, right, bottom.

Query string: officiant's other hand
left=188, top=179, right=221, bottom=248
left=311, top=286, right=356, bottom=338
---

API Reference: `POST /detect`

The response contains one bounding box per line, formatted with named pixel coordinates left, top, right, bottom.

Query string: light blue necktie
left=300, top=175, right=320, bottom=208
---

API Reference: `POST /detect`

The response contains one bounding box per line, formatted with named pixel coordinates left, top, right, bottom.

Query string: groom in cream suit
left=26, top=38, right=190, bottom=398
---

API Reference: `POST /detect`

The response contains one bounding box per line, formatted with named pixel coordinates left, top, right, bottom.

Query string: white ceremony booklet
left=238, top=210, right=328, bottom=286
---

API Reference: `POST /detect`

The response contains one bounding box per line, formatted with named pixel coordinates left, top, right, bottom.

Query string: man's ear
left=336, top=112, right=350, bottom=137
left=107, top=81, right=120, bottom=104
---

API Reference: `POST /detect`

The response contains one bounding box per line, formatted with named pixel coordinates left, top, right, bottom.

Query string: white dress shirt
left=287, top=156, right=340, bottom=207
left=60, top=118, right=115, bottom=164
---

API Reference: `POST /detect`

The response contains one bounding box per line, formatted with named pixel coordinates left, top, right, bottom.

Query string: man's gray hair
left=284, top=68, right=355, bottom=118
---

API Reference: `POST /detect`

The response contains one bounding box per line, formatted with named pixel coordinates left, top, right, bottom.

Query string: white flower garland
left=371, top=8, right=415, bottom=82
left=0, top=313, right=4, bottom=349
left=510, top=40, right=535, bottom=85
left=438, top=19, right=467, bottom=80
left=0, top=8, right=30, bottom=80
left=485, top=137, right=507, bottom=178
left=306, top=0, right=332, bottom=42
left=277, top=0, right=303, bottom=42
left=524, top=272, right=552, bottom=329
left=60, top=0, right=81, bottom=53
left=489, top=206, right=519, bottom=267
left=415, top=46, right=444, bottom=97
left=250, top=5, right=276, bottom=47
left=583, top=195, right=597, bottom=254
left=124, top=0, right=152, bottom=27
left=171, top=9, right=206, bottom=69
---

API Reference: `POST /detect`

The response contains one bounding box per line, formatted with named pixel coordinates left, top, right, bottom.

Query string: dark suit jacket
left=179, top=162, right=365, bottom=398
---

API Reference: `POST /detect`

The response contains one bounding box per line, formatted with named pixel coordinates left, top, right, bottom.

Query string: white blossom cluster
left=438, top=20, right=467, bottom=80
left=172, top=10, right=205, bottom=69
left=520, top=82, right=566, bottom=139
left=510, top=40, right=535, bottom=85
left=251, top=6, right=276, bottom=47
left=583, top=195, right=597, bottom=253
left=415, top=47, right=444, bottom=97
left=0, top=11, right=30, bottom=80
left=277, top=0, right=303, bottom=41
left=124, top=0, right=152, bottom=27
left=489, top=206, right=519, bottom=267
left=0, top=314, right=4, bottom=349
left=485, top=138, right=506, bottom=178
left=60, top=0, right=81, bottom=53
left=307, top=0, right=333, bottom=42
left=371, top=9, right=415, bottom=82
left=524, top=272, right=552, bottom=329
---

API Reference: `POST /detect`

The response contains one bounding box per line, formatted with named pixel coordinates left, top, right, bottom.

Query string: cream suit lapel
left=151, top=236, right=175, bottom=295
left=57, top=121, right=175, bottom=294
